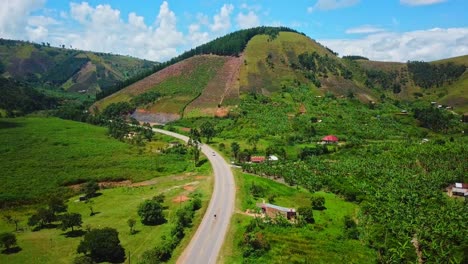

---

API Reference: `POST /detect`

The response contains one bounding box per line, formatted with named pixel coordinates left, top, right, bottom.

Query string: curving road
left=152, top=128, right=235, bottom=264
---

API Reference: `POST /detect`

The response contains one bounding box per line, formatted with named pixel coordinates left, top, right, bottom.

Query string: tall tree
left=200, top=121, right=216, bottom=143
left=231, top=142, right=240, bottom=160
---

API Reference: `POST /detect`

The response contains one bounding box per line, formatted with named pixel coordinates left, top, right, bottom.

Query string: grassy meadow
left=0, top=171, right=213, bottom=264
left=0, top=117, right=206, bottom=206
left=220, top=171, right=376, bottom=263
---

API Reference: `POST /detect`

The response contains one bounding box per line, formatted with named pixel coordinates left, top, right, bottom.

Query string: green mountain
left=93, top=27, right=467, bottom=123
left=0, top=39, right=157, bottom=95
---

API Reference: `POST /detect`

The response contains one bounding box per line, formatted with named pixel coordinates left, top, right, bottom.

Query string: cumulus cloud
left=0, top=0, right=46, bottom=40
left=51, top=1, right=184, bottom=62
left=211, top=4, right=234, bottom=32
left=308, top=0, right=360, bottom=12
left=400, top=0, right=447, bottom=6
left=346, top=25, right=385, bottom=34
left=236, top=11, right=260, bottom=29
left=319, top=27, right=468, bottom=62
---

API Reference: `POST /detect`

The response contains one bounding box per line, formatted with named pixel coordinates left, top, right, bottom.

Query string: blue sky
left=1, top=0, right=467, bottom=62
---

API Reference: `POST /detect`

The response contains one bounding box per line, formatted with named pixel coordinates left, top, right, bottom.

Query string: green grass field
left=0, top=172, right=213, bottom=264
left=220, top=171, right=376, bottom=263
left=0, top=117, right=205, bottom=206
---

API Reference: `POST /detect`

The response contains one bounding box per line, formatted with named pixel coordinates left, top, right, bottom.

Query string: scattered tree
left=311, top=196, right=326, bottom=210
left=297, top=207, right=315, bottom=224
left=60, top=213, right=83, bottom=232
left=77, top=228, right=125, bottom=263
left=127, top=218, right=136, bottom=235
left=0, top=232, right=18, bottom=253
left=138, top=198, right=166, bottom=225
left=200, top=121, right=216, bottom=143
left=82, top=181, right=99, bottom=199
left=3, top=215, right=20, bottom=232
left=231, top=142, right=240, bottom=160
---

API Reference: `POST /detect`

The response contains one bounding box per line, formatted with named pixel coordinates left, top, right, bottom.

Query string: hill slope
left=93, top=27, right=467, bottom=123
left=0, top=39, right=157, bottom=95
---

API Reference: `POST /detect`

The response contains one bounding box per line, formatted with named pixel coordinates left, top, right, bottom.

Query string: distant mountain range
left=0, top=39, right=157, bottom=95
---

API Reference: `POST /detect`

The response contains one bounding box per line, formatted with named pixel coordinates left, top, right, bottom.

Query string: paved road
left=152, top=128, right=235, bottom=264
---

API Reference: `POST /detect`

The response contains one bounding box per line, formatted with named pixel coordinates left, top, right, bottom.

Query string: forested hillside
left=0, top=39, right=157, bottom=96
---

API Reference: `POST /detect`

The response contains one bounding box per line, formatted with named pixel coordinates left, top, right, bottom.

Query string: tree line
left=407, top=61, right=466, bottom=88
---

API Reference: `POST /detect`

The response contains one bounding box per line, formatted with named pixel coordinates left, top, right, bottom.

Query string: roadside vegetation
left=221, top=172, right=376, bottom=263
left=0, top=171, right=212, bottom=264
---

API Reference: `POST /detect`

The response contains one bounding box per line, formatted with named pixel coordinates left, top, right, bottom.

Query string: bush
left=0, top=232, right=18, bottom=252
left=297, top=207, right=315, bottom=224
left=311, top=196, right=326, bottom=210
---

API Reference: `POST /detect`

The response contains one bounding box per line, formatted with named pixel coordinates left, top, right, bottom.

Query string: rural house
left=447, top=183, right=468, bottom=197
left=322, top=135, right=339, bottom=144
left=257, top=202, right=296, bottom=219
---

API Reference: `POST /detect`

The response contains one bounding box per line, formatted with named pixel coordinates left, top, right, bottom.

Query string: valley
left=1, top=25, right=467, bottom=264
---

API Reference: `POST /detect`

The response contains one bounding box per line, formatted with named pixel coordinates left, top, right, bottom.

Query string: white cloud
left=187, top=23, right=210, bottom=46
left=52, top=1, right=185, bottom=62
left=319, top=27, right=468, bottom=62
left=400, top=0, right=447, bottom=6
left=346, top=25, right=385, bottom=34
left=0, top=0, right=46, bottom=40
left=308, top=0, right=360, bottom=12
left=211, top=4, right=234, bottom=32
left=236, top=11, right=260, bottom=29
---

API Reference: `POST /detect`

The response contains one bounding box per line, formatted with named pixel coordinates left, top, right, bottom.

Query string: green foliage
left=250, top=183, right=267, bottom=198
left=0, top=77, right=57, bottom=116
left=365, top=69, right=398, bottom=90
left=60, top=213, right=83, bottom=232
left=200, top=121, right=216, bottom=143
left=140, top=194, right=203, bottom=263
left=413, top=106, right=456, bottom=132
left=77, top=227, right=125, bottom=263
left=130, top=90, right=161, bottom=106
left=242, top=231, right=270, bottom=257
left=101, top=102, right=134, bottom=119
left=138, top=197, right=166, bottom=225
left=297, top=207, right=315, bottom=224
left=407, top=61, right=466, bottom=88
left=45, top=57, right=88, bottom=84
left=343, top=215, right=359, bottom=240
left=0, top=232, right=17, bottom=252
left=231, top=142, right=240, bottom=160
left=127, top=218, right=136, bottom=235
left=311, top=196, right=326, bottom=210
left=343, top=55, right=369, bottom=61
left=81, top=181, right=99, bottom=199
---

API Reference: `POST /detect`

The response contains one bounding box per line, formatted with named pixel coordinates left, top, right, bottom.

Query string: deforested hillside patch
left=93, top=55, right=228, bottom=123
left=184, top=55, right=243, bottom=117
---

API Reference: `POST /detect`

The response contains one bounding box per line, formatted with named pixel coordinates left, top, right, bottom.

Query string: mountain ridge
left=92, top=27, right=467, bottom=123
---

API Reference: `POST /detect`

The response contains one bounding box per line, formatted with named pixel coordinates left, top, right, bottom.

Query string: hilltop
left=93, top=27, right=467, bottom=123
left=0, top=39, right=157, bottom=95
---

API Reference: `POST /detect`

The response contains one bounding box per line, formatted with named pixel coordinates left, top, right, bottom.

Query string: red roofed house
left=322, top=135, right=339, bottom=144
left=250, top=156, right=266, bottom=163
